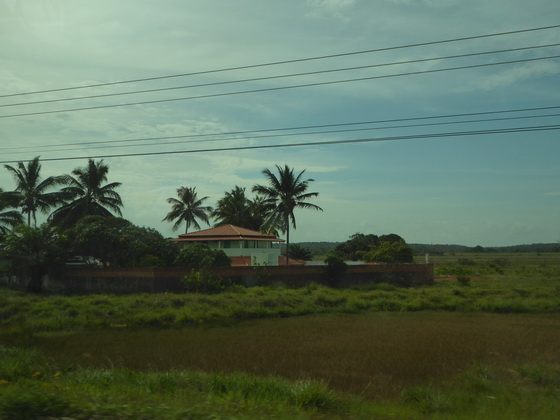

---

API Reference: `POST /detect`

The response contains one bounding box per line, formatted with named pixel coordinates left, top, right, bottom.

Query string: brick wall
left=46, top=264, right=434, bottom=293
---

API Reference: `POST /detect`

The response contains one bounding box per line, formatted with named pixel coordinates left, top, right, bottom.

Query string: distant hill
left=410, top=243, right=560, bottom=254
left=292, top=242, right=560, bottom=257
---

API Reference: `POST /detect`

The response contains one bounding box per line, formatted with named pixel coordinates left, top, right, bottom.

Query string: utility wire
left=1, top=24, right=559, bottom=99
left=6, top=112, right=560, bottom=155
left=2, top=105, right=559, bottom=152
left=1, top=55, right=559, bottom=119
left=2, top=43, right=559, bottom=108
left=1, top=124, right=558, bottom=164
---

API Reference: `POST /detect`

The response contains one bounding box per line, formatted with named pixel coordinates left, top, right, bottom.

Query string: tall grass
left=9, top=312, right=560, bottom=400
left=1, top=273, right=559, bottom=334
left=1, top=345, right=560, bottom=419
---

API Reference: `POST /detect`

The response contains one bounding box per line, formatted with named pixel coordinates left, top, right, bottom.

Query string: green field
left=1, top=252, right=559, bottom=419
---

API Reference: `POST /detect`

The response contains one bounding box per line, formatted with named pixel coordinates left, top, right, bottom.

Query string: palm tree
left=49, top=159, right=123, bottom=229
left=286, top=244, right=313, bottom=261
left=1, top=224, right=68, bottom=293
left=0, top=188, right=24, bottom=236
left=4, top=156, right=67, bottom=226
left=212, top=186, right=262, bottom=231
left=162, top=186, right=212, bottom=233
left=252, top=164, right=323, bottom=265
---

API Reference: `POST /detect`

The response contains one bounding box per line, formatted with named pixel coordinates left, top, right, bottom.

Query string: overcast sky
left=1, top=0, right=559, bottom=246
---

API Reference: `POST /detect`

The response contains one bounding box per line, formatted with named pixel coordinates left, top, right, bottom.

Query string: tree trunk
left=25, top=266, right=45, bottom=293
left=285, top=214, right=290, bottom=266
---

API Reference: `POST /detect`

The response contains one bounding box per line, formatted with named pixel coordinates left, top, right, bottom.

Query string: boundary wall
left=44, top=264, right=434, bottom=293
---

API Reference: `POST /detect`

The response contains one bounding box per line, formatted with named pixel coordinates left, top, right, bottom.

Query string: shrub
left=401, top=385, right=453, bottom=413
left=457, top=258, right=476, bottom=266
left=181, top=270, right=233, bottom=294
left=324, top=255, right=347, bottom=286
left=174, top=244, right=231, bottom=269
left=457, top=276, right=471, bottom=286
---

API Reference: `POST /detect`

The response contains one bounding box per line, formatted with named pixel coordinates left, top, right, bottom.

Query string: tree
left=49, top=159, right=123, bottom=229
left=252, top=164, right=322, bottom=265
left=286, top=244, right=313, bottom=261
left=163, top=186, right=212, bottom=233
left=69, top=216, right=179, bottom=267
left=1, top=224, right=69, bottom=293
left=212, top=186, right=262, bottom=230
left=362, top=240, right=414, bottom=264
left=69, top=216, right=129, bottom=267
left=379, top=233, right=405, bottom=244
left=331, top=233, right=408, bottom=261
left=0, top=188, right=23, bottom=237
left=331, top=233, right=380, bottom=261
left=4, top=156, right=67, bottom=226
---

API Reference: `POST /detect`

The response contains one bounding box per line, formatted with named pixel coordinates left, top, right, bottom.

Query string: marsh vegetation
left=1, top=252, right=559, bottom=418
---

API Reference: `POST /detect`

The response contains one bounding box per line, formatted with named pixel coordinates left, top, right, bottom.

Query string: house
left=171, top=225, right=284, bottom=266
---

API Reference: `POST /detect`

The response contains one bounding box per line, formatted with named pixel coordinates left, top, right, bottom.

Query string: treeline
left=295, top=241, right=560, bottom=257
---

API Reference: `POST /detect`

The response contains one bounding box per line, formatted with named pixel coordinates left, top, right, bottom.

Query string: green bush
left=182, top=270, right=233, bottom=294
left=324, top=255, right=347, bottom=286
left=174, top=244, right=231, bottom=269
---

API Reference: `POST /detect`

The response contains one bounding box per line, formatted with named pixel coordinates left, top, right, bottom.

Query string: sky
left=0, top=0, right=559, bottom=247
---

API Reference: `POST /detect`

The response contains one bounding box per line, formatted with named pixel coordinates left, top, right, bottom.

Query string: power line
left=2, top=43, right=559, bottom=109
left=1, top=54, right=559, bottom=119
left=6, top=112, right=560, bottom=156
left=1, top=124, right=558, bottom=164
left=1, top=24, right=559, bottom=99
left=2, top=105, right=559, bottom=152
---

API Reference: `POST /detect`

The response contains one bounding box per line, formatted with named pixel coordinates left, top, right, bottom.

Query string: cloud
left=305, top=0, right=356, bottom=18
left=470, top=61, right=560, bottom=91
left=381, top=0, right=459, bottom=6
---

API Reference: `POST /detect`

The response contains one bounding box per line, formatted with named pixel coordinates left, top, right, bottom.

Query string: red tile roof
left=172, top=224, right=284, bottom=242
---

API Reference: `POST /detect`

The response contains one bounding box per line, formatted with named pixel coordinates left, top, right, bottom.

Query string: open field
left=1, top=252, right=559, bottom=418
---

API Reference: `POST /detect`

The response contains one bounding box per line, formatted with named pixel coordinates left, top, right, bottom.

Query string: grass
left=1, top=252, right=559, bottom=418
left=1, top=271, right=559, bottom=334
left=1, top=344, right=559, bottom=419
left=12, top=312, right=560, bottom=399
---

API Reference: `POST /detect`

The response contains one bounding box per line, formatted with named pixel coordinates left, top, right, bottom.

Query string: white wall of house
left=178, top=240, right=281, bottom=266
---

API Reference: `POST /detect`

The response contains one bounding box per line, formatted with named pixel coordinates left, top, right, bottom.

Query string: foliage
left=212, top=186, right=263, bottom=231
left=69, top=215, right=178, bottom=267
left=324, top=255, right=347, bottom=286
left=332, top=233, right=380, bottom=260
left=3, top=157, right=67, bottom=226
left=182, top=269, right=234, bottom=293
left=252, top=164, right=322, bottom=264
left=0, top=189, right=23, bottom=238
left=286, top=244, right=313, bottom=261
left=332, top=233, right=407, bottom=261
left=49, top=159, right=123, bottom=229
left=0, top=224, right=69, bottom=292
left=162, top=186, right=212, bottom=233
left=362, top=240, right=414, bottom=264
left=174, top=243, right=231, bottom=269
